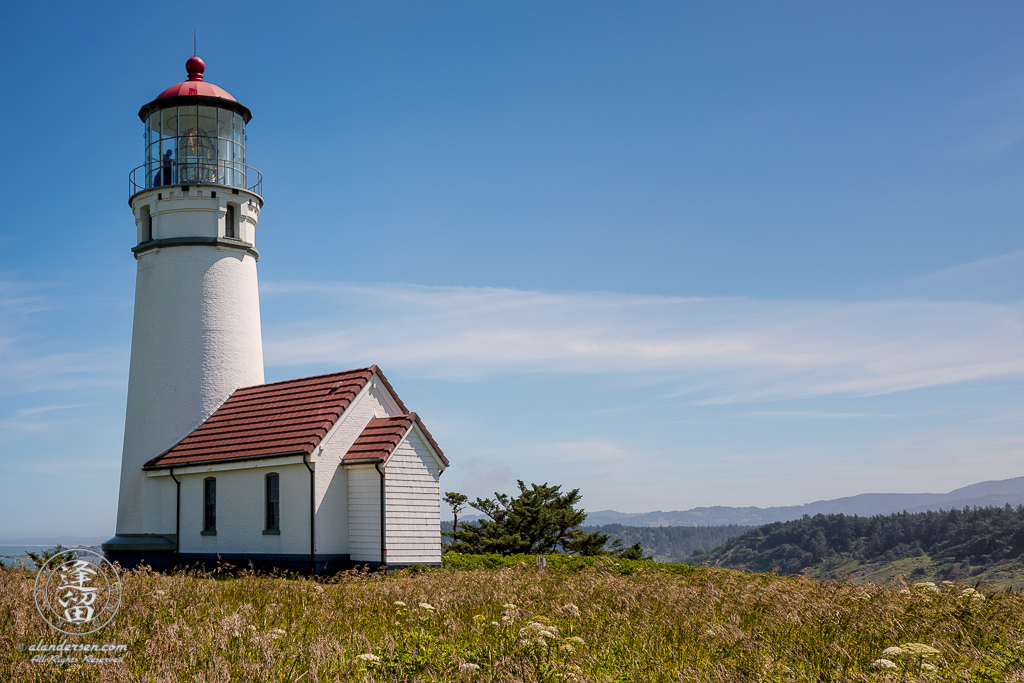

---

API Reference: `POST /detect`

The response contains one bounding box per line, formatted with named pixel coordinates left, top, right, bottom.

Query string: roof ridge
left=236, top=367, right=373, bottom=392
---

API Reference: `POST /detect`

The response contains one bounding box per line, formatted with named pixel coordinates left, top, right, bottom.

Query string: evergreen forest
left=689, top=504, right=1024, bottom=586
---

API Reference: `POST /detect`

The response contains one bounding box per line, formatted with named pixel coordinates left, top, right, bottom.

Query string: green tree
left=446, top=481, right=609, bottom=556
left=443, top=492, right=469, bottom=530
left=24, top=544, right=67, bottom=568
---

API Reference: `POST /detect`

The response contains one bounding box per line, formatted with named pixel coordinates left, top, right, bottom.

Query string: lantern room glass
left=143, top=105, right=246, bottom=190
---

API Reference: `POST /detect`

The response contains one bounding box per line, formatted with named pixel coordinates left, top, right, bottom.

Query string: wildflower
left=566, top=636, right=585, bottom=645
left=881, top=646, right=904, bottom=656
left=501, top=615, right=514, bottom=625
left=518, top=639, right=531, bottom=647
left=154, top=590, right=166, bottom=597
left=502, top=603, right=516, bottom=609
left=898, top=589, right=911, bottom=595
left=419, top=602, right=435, bottom=611
left=871, top=659, right=898, bottom=669
left=559, top=643, right=575, bottom=653
left=922, top=663, right=937, bottom=671
left=394, top=601, right=407, bottom=607
left=900, top=643, right=940, bottom=657
left=268, top=628, right=286, bottom=639
left=473, top=614, right=485, bottom=622
left=913, top=582, right=940, bottom=594
left=490, top=621, right=500, bottom=627
left=961, top=588, right=985, bottom=601
left=563, top=603, right=581, bottom=617
left=356, top=653, right=381, bottom=663
left=460, top=662, right=481, bottom=671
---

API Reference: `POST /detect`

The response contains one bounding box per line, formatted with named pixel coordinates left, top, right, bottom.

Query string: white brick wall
left=177, top=462, right=309, bottom=555
left=316, top=383, right=395, bottom=555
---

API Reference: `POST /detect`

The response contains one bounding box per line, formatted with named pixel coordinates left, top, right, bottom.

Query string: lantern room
left=129, top=56, right=261, bottom=201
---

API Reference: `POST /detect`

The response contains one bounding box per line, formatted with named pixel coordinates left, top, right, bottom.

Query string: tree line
left=441, top=481, right=753, bottom=562
left=690, top=504, right=1024, bottom=575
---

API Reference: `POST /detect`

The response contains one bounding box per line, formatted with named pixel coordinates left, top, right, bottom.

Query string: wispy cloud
left=742, top=411, right=881, bottom=419
left=0, top=279, right=128, bottom=396
left=261, top=281, right=1024, bottom=403
left=0, top=403, right=91, bottom=435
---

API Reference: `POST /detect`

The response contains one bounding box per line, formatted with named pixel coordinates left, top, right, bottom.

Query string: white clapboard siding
left=347, top=465, right=382, bottom=562
left=384, top=430, right=442, bottom=565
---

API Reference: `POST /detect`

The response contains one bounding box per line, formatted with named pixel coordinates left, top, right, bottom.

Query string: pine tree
left=445, top=481, right=609, bottom=556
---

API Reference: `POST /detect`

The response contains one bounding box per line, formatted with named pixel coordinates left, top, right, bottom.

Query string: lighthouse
left=104, top=56, right=265, bottom=567
left=104, top=56, right=449, bottom=574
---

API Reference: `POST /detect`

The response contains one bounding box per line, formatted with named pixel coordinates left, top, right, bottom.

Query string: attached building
left=132, top=366, right=447, bottom=572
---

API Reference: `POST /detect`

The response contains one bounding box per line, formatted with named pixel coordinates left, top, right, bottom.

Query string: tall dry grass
left=3, top=562, right=1024, bottom=682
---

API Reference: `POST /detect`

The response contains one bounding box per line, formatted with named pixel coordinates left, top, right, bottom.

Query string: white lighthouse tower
left=104, top=56, right=265, bottom=567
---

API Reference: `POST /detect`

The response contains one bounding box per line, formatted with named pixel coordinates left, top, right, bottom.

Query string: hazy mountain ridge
left=585, top=477, right=1024, bottom=527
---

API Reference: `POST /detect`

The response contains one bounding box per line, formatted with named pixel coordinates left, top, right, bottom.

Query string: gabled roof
left=342, top=413, right=448, bottom=467
left=143, top=365, right=408, bottom=470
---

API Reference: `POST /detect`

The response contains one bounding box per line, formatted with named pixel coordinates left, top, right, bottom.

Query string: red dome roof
left=154, top=55, right=237, bottom=102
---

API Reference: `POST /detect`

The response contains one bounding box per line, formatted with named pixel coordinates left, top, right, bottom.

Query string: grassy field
left=5, top=556, right=1024, bottom=682
left=795, top=554, right=1024, bottom=591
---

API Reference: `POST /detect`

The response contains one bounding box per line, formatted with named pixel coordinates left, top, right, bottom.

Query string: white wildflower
left=881, top=646, right=904, bottom=656
left=419, top=602, right=435, bottom=611
left=356, top=653, right=381, bottom=663
left=913, top=582, right=940, bottom=594
left=961, top=588, right=985, bottom=601
left=501, top=614, right=514, bottom=624
left=901, top=643, right=940, bottom=657
left=898, top=589, right=911, bottom=595
left=393, top=601, right=407, bottom=607
left=518, top=639, right=531, bottom=647
left=460, top=662, right=481, bottom=671
left=154, top=590, right=167, bottom=597
left=871, top=659, right=898, bottom=669
left=566, top=636, right=585, bottom=645
left=922, top=663, right=937, bottom=671
left=502, top=603, right=517, bottom=609
left=559, top=643, right=575, bottom=653
left=490, top=621, right=500, bottom=627
left=268, top=628, right=286, bottom=639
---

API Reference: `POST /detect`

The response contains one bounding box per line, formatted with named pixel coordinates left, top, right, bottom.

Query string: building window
left=225, top=204, right=236, bottom=239
left=144, top=207, right=153, bottom=242
left=264, top=473, right=280, bottom=534
left=202, top=477, right=216, bottom=535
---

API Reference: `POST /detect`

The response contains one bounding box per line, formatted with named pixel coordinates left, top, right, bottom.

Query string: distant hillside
left=442, top=521, right=751, bottom=563
left=689, top=505, right=1024, bottom=587
left=583, top=524, right=754, bottom=563
left=585, top=476, right=1024, bottom=527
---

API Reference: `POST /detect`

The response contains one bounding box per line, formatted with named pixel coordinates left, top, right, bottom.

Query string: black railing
left=129, top=160, right=262, bottom=200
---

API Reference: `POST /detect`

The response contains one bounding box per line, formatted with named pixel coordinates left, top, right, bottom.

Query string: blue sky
left=3, top=2, right=1024, bottom=537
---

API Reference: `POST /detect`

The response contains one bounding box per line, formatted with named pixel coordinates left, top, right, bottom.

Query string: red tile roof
left=143, top=365, right=412, bottom=469
left=342, top=413, right=448, bottom=466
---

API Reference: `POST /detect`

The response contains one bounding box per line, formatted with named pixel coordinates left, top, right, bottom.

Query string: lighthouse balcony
left=129, top=160, right=262, bottom=204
